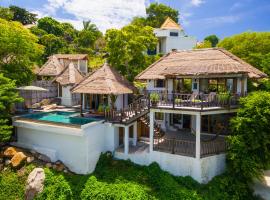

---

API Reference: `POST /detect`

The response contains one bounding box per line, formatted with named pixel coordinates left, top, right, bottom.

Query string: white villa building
left=13, top=49, right=266, bottom=183
left=153, top=17, right=197, bottom=54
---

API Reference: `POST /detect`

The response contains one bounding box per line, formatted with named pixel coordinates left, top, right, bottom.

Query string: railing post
left=148, top=93, right=150, bottom=110
left=172, top=92, right=175, bottom=108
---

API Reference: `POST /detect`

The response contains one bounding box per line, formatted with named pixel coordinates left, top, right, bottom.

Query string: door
left=119, top=127, right=124, bottom=145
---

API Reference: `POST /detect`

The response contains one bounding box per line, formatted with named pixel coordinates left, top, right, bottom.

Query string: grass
left=0, top=153, right=259, bottom=200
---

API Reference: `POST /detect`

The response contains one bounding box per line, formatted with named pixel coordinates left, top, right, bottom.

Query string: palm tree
left=83, top=20, right=98, bottom=32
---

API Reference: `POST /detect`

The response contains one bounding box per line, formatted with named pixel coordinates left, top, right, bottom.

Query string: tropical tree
left=0, top=74, right=23, bottom=143
left=146, top=3, right=179, bottom=28
left=105, top=24, right=158, bottom=81
left=227, top=91, right=270, bottom=182
left=218, top=32, right=270, bottom=75
left=204, top=35, right=219, bottom=47
left=37, top=17, right=64, bottom=36
left=0, top=7, right=13, bottom=21
left=9, top=5, right=37, bottom=25
left=0, top=18, right=43, bottom=85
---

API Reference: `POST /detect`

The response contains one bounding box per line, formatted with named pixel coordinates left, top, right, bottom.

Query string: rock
left=0, top=163, right=3, bottom=171
left=0, top=157, right=3, bottom=164
left=52, top=164, right=57, bottom=170
left=45, top=163, right=52, bottom=168
left=55, top=163, right=65, bottom=172
left=38, top=154, right=51, bottom=163
left=27, top=157, right=34, bottom=163
left=17, top=167, right=26, bottom=177
left=55, top=160, right=61, bottom=165
left=30, top=150, right=37, bottom=155
left=11, top=152, right=27, bottom=168
left=25, top=168, right=45, bottom=200
left=5, top=159, right=11, bottom=166
left=3, top=147, right=18, bottom=158
left=63, top=169, right=68, bottom=173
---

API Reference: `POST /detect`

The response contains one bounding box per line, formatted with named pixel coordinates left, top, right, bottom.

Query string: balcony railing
left=146, top=90, right=243, bottom=110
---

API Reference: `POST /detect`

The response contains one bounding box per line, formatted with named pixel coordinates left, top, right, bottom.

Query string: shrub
left=150, top=92, right=159, bottom=102
left=227, top=91, right=270, bottom=181
left=36, top=168, right=73, bottom=200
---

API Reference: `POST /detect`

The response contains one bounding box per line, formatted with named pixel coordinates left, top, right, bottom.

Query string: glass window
left=193, top=82, right=198, bottom=90
left=155, top=79, right=165, bottom=88
left=170, top=32, right=179, bottom=37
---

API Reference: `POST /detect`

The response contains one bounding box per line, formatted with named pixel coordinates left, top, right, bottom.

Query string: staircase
left=105, top=97, right=149, bottom=124
left=139, top=115, right=165, bottom=138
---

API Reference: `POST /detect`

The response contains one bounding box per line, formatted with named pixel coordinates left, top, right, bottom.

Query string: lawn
left=0, top=153, right=258, bottom=200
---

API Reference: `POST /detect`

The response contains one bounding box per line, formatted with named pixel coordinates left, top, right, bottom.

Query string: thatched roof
left=53, top=54, right=88, bottom=60
left=37, top=55, right=65, bottom=77
left=136, top=48, right=267, bottom=80
left=53, top=63, right=84, bottom=86
left=160, top=17, right=182, bottom=30
left=72, top=63, right=135, bottom=95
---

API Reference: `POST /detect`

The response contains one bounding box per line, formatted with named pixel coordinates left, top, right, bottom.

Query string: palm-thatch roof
left=72, top=63, right=135, bottom=95
left=160, top=17, right=182, bottom=30
left=53, top=62, right=84, bottom=86
left=37, top=55, right=65, bottom=77
left=136, top=48, right=267, bottom=80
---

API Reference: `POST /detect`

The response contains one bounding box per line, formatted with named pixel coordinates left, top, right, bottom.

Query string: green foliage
left=200, top=173, right=255, bottom=200
left=218, top=32, right=270, bottom=76
left=36, top=168, right=73, bottom=200
left=150, top=92, right=160, bottom=102
left=195, top=40, right=212, bottom=49
left=0, top=165, right=35, bottom=200
left=105, top=24, right=158, bottom=81
left=0, top=7, right=13, bottom=21
left=227, top=91, right=270, bottom=181
left=204, top=35, right=219, bottom=47
left=37, top=17, right=65, bottom=36
left=9, top=5, right=37, bottom=25
left=146, top=3, right=179, bottom=28
left=0, top=18, right=43, bottom=85
left=0, top=74, right=23, bottom=142
left=40, top=34, right=67, bottom=59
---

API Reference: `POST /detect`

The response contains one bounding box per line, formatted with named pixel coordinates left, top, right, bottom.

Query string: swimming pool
left=20, top=111, right=102, bottom=126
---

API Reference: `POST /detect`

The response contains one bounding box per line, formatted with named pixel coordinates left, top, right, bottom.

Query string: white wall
left=115, top=94, right=128, bottom=110
left=61, top=85, right=72, bottom=106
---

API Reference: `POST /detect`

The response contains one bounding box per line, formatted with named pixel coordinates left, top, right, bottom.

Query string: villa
left=12, top=48, right=266, bottom=183
left=152, top=17, right=197, bottom=54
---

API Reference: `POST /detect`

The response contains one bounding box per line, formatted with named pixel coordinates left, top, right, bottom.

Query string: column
left=133, top=121, right=137, bottom=146
left=124, top=126, right=129, bottom=155
left=149, top=110, right=154, bottom=153
left=195, top=114, right=201, bottom=159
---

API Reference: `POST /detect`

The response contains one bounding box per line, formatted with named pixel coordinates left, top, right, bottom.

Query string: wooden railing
left=201, top=139, right=227, bottom=158
left=147, top=90, right=242, bottom=109
left=105, top=97, right=149, bottom=123
left=153, top=137, right=227, bottom=158
left=154, top=138, right=196, bottom=157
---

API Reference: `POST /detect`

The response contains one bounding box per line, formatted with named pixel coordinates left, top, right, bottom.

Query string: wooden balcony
left=153, top=132, right=227, bottom=158
left=147, top=91, right=243, bottom=111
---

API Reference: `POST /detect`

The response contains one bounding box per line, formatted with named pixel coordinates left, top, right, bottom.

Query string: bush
left=36, top=168, right=73, bottom=200
left=150, top=92, right=159, bottom=102
left=227, top=91, right=270, bottom=181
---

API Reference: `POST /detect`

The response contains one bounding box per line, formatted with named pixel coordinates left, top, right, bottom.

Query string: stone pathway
left=253, top=170, right=270, bottom=200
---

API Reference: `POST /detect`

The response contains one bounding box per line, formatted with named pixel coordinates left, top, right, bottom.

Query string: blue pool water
left=23, top=111, right=101, bottom=125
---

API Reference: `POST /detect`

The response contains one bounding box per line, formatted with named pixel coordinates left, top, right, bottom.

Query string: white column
left=195, top=114, right=201, bottom=159
left=149, top=110, right=154, bottom=153
left=82, top=94, right=85, bottom=109
left=133, top=121, right=137, bottom=146
left=124, top=126, right=129, bottom=155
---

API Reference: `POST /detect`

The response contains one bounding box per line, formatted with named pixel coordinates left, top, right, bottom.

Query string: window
left=79, top=60, right=87, bottom=73
left=170, top=32, right=178, bottom=37
left=155, top=112, right=164, bottom=121
left=155, top=79, right=165, bottom=88
left=192, top=82, right=198, bottom=90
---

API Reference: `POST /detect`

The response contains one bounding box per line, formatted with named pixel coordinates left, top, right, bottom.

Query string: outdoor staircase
left=105, top=97, right=149, bottom=124
left=139, top=115, right=165, bottom=138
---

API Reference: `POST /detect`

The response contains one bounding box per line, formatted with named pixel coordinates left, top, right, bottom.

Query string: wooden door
left=119, top=127, right=124, bottom=145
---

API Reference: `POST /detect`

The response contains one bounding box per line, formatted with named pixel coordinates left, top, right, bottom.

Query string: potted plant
left=150, top=92, right=159, bottom=106
left=175, top=98, right=182, bottom=105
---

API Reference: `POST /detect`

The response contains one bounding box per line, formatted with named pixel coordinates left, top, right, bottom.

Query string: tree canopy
left=105, top=24, right=158, bottom=81
left=227, top=91, right=270, bottom=181
left=218, top=32, right=270, bottom=76
left=0, top=18, right=43, bottom=85
left=9, top=5, right=37, bottom=25
left=146, top=3, right=179, bottom=28
left=204, top=35, right=219, bottom=47
left=0, top=7, right=14, bottom=21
